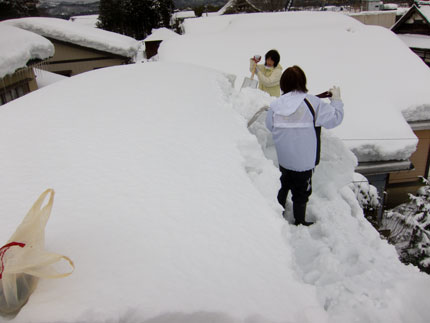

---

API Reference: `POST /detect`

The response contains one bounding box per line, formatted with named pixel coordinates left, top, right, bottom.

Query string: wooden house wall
left=389, top=129, right=430, bottom=184
left=0, top=68, right=38, bottom=105
left=386, top=129, right=430, bottom=207
left=42, top=39, right=130, bottom=76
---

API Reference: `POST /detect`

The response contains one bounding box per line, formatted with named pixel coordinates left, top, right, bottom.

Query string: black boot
left=293, top=203, right=313, bottom=226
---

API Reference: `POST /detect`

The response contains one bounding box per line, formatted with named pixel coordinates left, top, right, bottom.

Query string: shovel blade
left=241, top=77, right=258, bottom=90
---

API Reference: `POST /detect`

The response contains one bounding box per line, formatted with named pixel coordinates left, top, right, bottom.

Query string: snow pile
left=158, top=11, right=430, bottom=162
left=0, top=24, right=54, bottom=79
left=144, top=27, right=179, bottom=42
left=2, top=17, right=139, bottom=58
left=1, top=61, right=430, bottom=322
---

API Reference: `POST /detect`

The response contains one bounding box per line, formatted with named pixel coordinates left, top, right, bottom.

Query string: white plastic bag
left=0, top=189, right=74, bottom=318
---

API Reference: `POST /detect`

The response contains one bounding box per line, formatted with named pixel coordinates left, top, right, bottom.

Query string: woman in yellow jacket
left=250, top=49, right=282, bottom=97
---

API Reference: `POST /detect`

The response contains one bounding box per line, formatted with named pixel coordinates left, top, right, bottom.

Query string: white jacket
left=266, top=91, right=344, bottom=171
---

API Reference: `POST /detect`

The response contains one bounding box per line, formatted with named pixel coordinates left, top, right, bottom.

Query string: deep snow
left=0, top=62, right=429, bottom=323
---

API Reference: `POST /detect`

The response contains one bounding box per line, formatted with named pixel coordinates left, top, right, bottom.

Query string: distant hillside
left=174, top=0, right=227, bottom=10
left=38, top=1, right=100, bottom=18
left=36, top=0, right=411, bottom=19
left=37, top=0, right=226, bottom=17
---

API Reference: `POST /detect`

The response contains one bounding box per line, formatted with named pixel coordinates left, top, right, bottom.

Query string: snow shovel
left=241, top=55, right=260, bottom=90
left=247, top=106, right=269, bottom=128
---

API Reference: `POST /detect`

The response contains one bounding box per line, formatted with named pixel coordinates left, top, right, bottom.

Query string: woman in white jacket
left=265, top=65, right=344, bottom=225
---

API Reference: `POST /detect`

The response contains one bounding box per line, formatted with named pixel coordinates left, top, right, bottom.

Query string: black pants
left=277, top=166, right=313, bottom=208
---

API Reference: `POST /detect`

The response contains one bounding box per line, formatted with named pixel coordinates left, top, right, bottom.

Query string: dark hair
left=265, top=49, right=280, bottom=68
left=280, top=65, right=308, bottom=94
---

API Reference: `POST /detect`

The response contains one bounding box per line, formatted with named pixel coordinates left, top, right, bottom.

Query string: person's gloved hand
left=250, top=58, right=257, bottom=70
left=329, top=86, right=341, bottom=101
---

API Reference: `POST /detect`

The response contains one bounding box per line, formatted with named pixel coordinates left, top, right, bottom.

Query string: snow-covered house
left=348, top=10, right=397, bottom=28
left=388, top=4, right=430, bottom=205
left=143, top=28, right=179, bottom=59
left=158, top=11, right=430, bottom=210
left=2, top=57, right=430, bottom=323
left=391, top=4, right=430, bottom=67
left=2, top=17, right=139, bottom=77
left=170, top=10, right=196, bottom=33
left=0, top=24, right=54, bottom=106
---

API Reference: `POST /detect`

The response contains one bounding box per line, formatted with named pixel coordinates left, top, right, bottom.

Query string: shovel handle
left=316, top=91, right=332, bottom=98
left=251, top=60, right=257, bottom=80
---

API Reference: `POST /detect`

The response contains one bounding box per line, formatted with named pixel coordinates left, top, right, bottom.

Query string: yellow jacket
left=250, top=59, right=282, bottom=97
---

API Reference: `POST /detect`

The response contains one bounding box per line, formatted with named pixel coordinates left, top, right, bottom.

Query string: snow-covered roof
left=143, top=27, right=179, bottom=42
left=417, top=3, right=430, bottom=22
left=69, top=14, right=99, bottom=28
left=2, top=17, right=139, bottom=58
left=202, top=12, right=221, bottom=17
left=382, top=3, right=398, bottom=10
left=0, top=24, right=54, bottom=79
left=218, top=0, right=261, bottom=15
left=1, top=61, right=430, bottom=323
left=397, top=33, right=430, bottom=49
left=348, top=10, right=396, bottom=16
left=396, top=6, right=410, bottom=16
left=158, top=11, right=430, bottom=162
left=172, top=10, right=196, bottom=19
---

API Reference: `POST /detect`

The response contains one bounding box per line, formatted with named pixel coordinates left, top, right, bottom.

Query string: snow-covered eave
left=397, top=33, right=430, bottom=50
left=0, top=24, right=55, bottom=79
left=1, top=57, right=52, bottom=80
left=172, top=11, right=196, bottom=19
left=408, top=119, right=430, bottom=130
left=348, top=10, right=397, bottom=17
left=3, top=18, right=139, bottom=59
left=356, top=160, right=413, bottom=176
left=45, top=35, right=138, bottom=59
left=47, top=37, right=134, bottom=61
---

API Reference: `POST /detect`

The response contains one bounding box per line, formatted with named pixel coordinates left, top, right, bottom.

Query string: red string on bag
left=0, top=242, right=26, bottom=279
